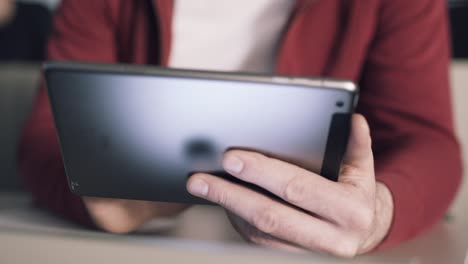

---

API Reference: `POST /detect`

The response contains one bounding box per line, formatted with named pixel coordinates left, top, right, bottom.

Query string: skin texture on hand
left=187, top=114, right=394, bottom=257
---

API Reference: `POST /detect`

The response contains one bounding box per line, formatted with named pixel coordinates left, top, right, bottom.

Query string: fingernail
left=188, top=178, right=209, bottom=197
left=223, top=155, right=244, bottom=174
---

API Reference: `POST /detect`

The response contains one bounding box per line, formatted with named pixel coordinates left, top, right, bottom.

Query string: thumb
left=340, top=114, right=374, bottom=178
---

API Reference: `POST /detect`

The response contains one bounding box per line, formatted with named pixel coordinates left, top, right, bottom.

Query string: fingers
left=336, top=114, right=375, bottom=193
left=209, top=113, right=375, bottom=226
left=186, top=174, right=358, bottom=257
left=218, top=150, right=353, bottom=223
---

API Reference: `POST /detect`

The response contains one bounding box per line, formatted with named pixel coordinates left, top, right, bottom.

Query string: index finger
left=221, top=150, right=353, bottom=222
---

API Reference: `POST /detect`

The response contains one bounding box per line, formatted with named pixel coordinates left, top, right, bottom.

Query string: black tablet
left=44, top=61, right=359, bottom=204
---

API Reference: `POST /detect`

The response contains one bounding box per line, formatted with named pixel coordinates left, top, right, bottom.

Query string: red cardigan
left=18, top=0, right=463, bottom=249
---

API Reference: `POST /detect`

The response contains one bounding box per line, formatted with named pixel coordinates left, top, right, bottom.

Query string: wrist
left=359, top=181, right=394, bottom=254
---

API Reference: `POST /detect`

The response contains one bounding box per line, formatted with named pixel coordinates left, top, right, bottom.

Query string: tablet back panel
left=45, top=63, right=357, bottom=203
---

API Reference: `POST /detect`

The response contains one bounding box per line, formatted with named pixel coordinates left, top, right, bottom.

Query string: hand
left=186, top=114, right=394, bottom=257
left=83, top=197, right=189, bottom=233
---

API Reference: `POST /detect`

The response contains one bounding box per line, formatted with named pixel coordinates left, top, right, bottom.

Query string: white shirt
left=169, top=0, right=296, bottom=73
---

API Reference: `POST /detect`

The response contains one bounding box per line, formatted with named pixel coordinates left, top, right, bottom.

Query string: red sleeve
left=18, top=0, right=118, bottom=227
left=359, top=0, right=463, bottom=248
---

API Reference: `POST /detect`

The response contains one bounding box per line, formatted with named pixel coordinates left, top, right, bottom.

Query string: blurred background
left=0, top=1, right=467, bottom=263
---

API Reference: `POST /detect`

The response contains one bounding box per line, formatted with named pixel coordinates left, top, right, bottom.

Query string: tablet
left=44, top=62, right=359, bottom=204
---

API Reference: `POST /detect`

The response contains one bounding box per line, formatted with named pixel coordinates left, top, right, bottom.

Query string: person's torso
left=113, top=0, right=379, bottom=82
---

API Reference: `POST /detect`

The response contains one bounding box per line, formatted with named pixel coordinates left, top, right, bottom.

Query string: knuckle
left=252, top=208, right=280, bottom=235
left=209, top=187, right=230, bottom=207
left=283, top=175, right=307, bottom=203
